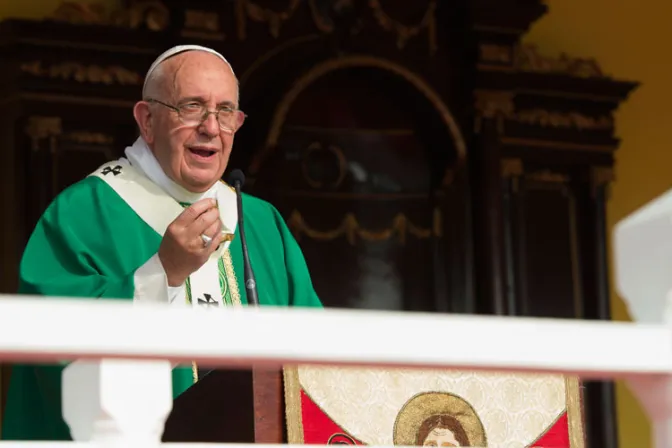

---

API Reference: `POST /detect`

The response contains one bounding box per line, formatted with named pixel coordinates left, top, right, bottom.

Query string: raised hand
left=158, top=198, right=223, bottom=286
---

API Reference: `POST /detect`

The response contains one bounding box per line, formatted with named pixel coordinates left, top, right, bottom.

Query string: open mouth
left=188, top=148, right=217, bottom=158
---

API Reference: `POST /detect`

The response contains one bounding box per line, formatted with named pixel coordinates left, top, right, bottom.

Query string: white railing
left=0, top=296, right=670, bottom=448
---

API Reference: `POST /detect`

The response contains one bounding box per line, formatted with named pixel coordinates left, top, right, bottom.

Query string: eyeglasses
left=146, top=98, right=247, bottom=134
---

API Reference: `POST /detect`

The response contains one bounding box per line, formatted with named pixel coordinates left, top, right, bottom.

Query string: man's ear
left=133, top=101, right=154, bottom=144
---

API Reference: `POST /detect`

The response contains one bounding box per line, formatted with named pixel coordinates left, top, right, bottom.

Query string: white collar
left=122, top=137, right=238, bottom=234
left=124, top=137, right=219, bottom=204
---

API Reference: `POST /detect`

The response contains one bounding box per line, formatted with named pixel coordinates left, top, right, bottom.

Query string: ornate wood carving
left=514, top=109, right=613, bottom=131
left=21, top=61, right=142, bottom=86
left=591, top=166, right=615, bottom=197
left=49, top=0, right=170, bottom=31
left=474, top=90, right=515, bottom=119
left=25, top=116, right=62, bottom=143
left=591, top=166, right=615, bottom=187
left=474, top=92, right=614, bottom=133
left=240, top=0, right=302, bottom=39
left=515, top=44, right=604, bottom=78
left=61, top=131, right=115, bottom=145
left=479, top=43, right=513, bottom=65
left=287, top=209, right=440, bottom=246
left=526, top=170, right=570, bottom=184
left=182, top=9, right=225, bottom=40
left=368, top=0, right=438, bottom=54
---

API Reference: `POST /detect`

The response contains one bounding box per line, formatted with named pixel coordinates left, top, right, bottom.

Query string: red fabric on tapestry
left=529, top=412, right=570, bottom=447
left=300, top=389, right=570, bottom=447
left=300, top=390, right=362, bottom=444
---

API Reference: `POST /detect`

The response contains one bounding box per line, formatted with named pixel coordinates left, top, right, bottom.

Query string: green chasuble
left=1, top=175, right=322, bottom=441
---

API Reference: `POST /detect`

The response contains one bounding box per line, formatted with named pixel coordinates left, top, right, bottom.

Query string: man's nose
left=199, top=113, right=220, bottom=137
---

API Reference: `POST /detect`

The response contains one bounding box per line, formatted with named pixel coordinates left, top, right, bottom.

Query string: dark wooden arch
left=247, top=55, right=468, bottom=313
left=245, top=54, right=467, bottom=188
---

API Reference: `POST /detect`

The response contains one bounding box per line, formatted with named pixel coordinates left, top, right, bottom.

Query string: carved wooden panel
left=0, top=111, right=21, bottom=296
left=503, top=167, right=583, bottom=318
left=21, top=116, right=129, bottom=239
left=251, top=64, right=464, bottom=312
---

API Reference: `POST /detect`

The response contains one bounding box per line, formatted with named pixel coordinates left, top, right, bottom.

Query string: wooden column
left=442, top=166, right=476, bottom=314
left=501, top=158, right=524, bottom=316
left=581, top=166, right=618, bottom=448
left=473, top=91, right=512, bottom=316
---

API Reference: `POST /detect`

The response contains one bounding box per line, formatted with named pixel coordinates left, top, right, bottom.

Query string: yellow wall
left=525, top=0, right=672, bottom=446
left=0, top=0, right=662, bottom=445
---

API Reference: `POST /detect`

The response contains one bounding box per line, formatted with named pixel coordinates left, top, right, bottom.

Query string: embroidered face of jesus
left=422, top=428, right=460, bottom=447
left=134, top=50, right=239, bottom=193
left=416, top=415, right=470, bottom=447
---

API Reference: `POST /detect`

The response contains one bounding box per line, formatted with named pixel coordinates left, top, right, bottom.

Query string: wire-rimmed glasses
left=147, top=98, right=246, bottom=134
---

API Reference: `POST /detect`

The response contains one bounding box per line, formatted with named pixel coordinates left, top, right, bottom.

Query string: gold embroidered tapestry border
left=283, top=366, right=586, bottom=447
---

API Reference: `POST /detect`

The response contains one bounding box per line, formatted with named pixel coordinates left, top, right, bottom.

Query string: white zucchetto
left=142, top=45, right=234, bottom=97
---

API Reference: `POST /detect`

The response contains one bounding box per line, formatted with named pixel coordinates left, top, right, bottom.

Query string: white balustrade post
left=62, top=358, right=173, bottom=447
left=626, top=291, right=672, bottom=448
left=627, top=374, right=672, bottom=448
left=613, top=191, right=672, bottom=448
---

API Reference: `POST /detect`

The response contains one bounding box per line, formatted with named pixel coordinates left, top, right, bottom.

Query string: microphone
left=228, top=169, right=259, bottom=306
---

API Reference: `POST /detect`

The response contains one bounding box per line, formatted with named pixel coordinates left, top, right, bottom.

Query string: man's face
left=139, top=52, right=239, bottom=192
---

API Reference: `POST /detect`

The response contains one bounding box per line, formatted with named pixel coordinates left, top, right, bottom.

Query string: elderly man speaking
left=1, top=45, right=322, bottom=441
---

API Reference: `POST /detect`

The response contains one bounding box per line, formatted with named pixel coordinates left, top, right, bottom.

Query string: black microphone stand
left=229, top=170, right=259, bottom=306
